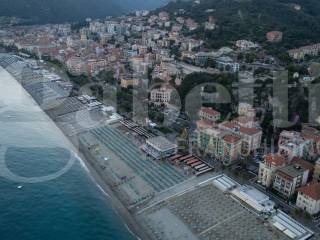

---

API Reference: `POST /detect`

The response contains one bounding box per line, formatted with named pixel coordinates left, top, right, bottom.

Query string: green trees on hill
left=0, top=0, right=168, bottom=24
left=160, top=0, right=320, bottom=50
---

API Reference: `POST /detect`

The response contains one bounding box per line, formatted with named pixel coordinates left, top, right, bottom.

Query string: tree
left=97, top=70, right=115, bottom=85
left=278, top=53, right=293, bottom=66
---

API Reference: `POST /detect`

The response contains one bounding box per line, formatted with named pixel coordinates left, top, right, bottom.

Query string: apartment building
left=266, top=31, right=283, bottom=42
left=130, top=55, right=148, bottom=74
left=288, top=43, right=320, bottom=60
left=196, top=119, right=214, bottom=130
left=235, top=40, right=258, bottom=51
left=120, top=77, right=139, bottom=88
left=273, top=164, right=309, bottom=199
left=216, top=56, right=240, bottom=73
left=197, top=127, right=225, bottom=155
left=301, top=126, right=320, bottom=158
left=313, top=159, right=320, bottom=182
left=222, top=135, right=242, bottom=166
left=197, top=128, right=241, bottom=166
left=238, top=102, right=256, bottom=117
left=158, top=12, right=170, bottom=21
left=278, top=131, right=313, bottom=161
left=239, top=126, right=262, bottom=155
left=204, top=16, right=216, bottom=30
left=233, top=116, right=257, bottom=128
left=198, top=107, right=221, bottom=122
left=87, top=59, right=107, bottom=76
left=291, top=157, right=314, bottom=181
left=66, top=57, right=86, bottom=76
left=150, top=87, right=172, bottom=106
left=296, top=182, right=320, bottom=215
left=219, top=121, right=262, bottom=154
left=258, top=153, right=287, bottom=187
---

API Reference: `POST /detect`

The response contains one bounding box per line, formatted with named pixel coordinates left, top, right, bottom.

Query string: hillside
left=119, top=0, right=168, bottom=12
left=159, top=0, right=320, bottom=50
left=0, top=0, right=168, bottom=24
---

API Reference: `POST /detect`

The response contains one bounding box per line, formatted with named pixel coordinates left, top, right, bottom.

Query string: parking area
left=169, top=154, right=214, bottom=176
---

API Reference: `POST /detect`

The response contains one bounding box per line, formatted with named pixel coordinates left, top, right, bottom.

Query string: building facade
left=278, top=131, right=313, bottom=161
left=143, top=136, right=177, bottom=159
left=313, top=159, right=320, bottom=182
left=296, top=182, right=320, bottom=215
left=120, top=77, right=139, bottom=88
left=258, top=154, right=287, bottom=187
left=273, top=164, right=309, bottom=198
left=198, top=107, right=221, bottom=122
left=197, top=128, right=241, bottom=166
left=150, top=87, right=172, bottom=106
left=219, top=121, right=262, bottom=154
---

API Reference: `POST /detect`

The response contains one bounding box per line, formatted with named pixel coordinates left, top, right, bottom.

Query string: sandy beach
left=74, top=139, right=151, bottom=240
left=0, top=65, right=150, bottom=240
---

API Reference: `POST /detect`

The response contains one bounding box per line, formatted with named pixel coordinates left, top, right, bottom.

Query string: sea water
left=0, top=67, right=135, bottom=240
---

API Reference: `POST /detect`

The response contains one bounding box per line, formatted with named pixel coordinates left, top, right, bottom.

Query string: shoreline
left=0, top=65, right=150, bottom=240
left=74, top=139, right=150, bottom=240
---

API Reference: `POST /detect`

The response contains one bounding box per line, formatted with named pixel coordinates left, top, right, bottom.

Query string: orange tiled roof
left=200, top=107, right=220, bottom=117
left=291, top=157, right=314, bottom=172
left=220, top=121, right=237, bottom=129
left=234, top=116, right=255, bottom=124
left=302, top=132, right=320, bottom=143
left=239, top=126, right=261, bottom=135
left=264, top=153, right=286, bottom=167
left=196, top=119, right=213, bottom=129
left=298, top=182, right=320, bottom=200
left=223, top=134, right=241, bottom=144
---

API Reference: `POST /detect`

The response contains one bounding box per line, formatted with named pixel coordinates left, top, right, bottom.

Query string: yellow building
left=120, top=77, right=139, bottom=88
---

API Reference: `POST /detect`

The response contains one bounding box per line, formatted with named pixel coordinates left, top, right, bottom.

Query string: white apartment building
left=130, top=56, right=149, bottom=75
left=235, top=40, right=258, bottom=51
left=278, top=131, right=313, bottom=161
left=198, top=107, right=221, bottom=122
left=258, top=154, right=287, bottom=187
left=150, top=87, right=172, bottom=106
left=238, top=102, right=256, bottom=117
left=297, top=182, right=320, bottom=215
left=234, top=116, right=257, bottom=128
left=313, top=158, right=320, bottom=182
left=66, top=57, right=85, bottom=76
left=239, top=126, right=262, bottom=155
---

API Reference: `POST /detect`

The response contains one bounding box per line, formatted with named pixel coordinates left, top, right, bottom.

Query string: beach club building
left=142, top=136, right=177, bottom=159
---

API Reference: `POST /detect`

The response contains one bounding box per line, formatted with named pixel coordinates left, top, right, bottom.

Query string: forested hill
left=119, top=0, right=168, bottom=12
left=0, top=0, right=168, bottom=24
left=158, top=0, right=320, bottom=50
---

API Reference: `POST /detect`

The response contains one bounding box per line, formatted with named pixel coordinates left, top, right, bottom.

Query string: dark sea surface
left=0, top=67, right=135, bottom=240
